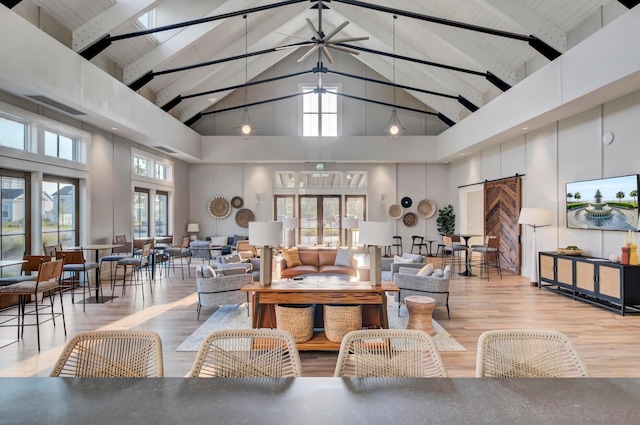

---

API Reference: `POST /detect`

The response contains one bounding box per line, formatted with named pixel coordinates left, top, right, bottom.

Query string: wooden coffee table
left=242, top=276, right=399, bottom=351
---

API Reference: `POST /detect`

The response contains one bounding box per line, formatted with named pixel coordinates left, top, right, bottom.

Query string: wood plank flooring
left=1, top=265, right=640, bottom=377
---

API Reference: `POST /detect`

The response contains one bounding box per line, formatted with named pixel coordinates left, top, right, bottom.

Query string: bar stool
left=470, top=236, right=502, bottom=280
left=441, top=235, right=466, bottom=273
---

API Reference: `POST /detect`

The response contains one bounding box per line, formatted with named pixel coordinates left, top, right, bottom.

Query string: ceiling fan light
left=384, top=108, right=405, bottom=140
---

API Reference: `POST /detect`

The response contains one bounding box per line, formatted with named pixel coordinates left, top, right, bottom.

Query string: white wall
left=449, top=87, right=640, bottom=278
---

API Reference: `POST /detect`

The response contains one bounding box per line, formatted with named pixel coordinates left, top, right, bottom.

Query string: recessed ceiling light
left=522, top=127, right=528, bottom=130
left=111, top=127, right=118, bottom=131
left=208, top=97, right=217, bottom=103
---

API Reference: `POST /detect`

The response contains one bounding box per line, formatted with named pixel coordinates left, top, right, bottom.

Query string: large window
left=0, top=171, right=29, bottom=277
left=0, top=115, right=27, bottom=150
left=301, top=84, right=340, bottom=136
left=155, top=191, right=168, bottom=236
left=299, top=195, right=341, bottom=246
left=42, top=177, right=77, bottom=248
left=134, top=188, right=150, bottom=238
left=345, top=195, right=366, bottom=244
left=133, top=150, right=172, bottom=182
left=44, top=130, right=77, bottom=161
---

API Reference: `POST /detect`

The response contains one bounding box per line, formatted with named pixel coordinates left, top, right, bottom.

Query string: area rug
left=177, top=299, right=465, bottom=352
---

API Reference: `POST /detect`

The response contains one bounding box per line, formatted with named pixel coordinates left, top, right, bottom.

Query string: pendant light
left=236, top=15, right=255, bottom=139
left=384, top=15, right=405, bottom=140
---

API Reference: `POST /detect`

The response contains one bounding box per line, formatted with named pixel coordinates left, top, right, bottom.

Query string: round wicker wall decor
left=231, top=196, right=244, bottom=208
left=403, top=212, right=418, bottom=227
left=208, top=195, right=232, bottom=219
left=417, top=199, right=437, bottom=219
left=235, top=208, right=254, bottom=228
left=388, top=204, right=404, bottom=220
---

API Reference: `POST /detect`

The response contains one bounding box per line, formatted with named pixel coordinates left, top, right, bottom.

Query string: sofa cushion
left=281, top=265, right=319, bottom=278
left=282, top=247, right=303, bottom=268
left=402, top=253, right=425, bottom=263
left=432, top=269, right=444, bottom=278
left=394, top=255, right=413, bottom=263
left=318, top=250, right=338, bottom=267
left=319, top=265, right=357, bottom=277
left=231, top=234, right=248, bottom=247
left=334, top=248, right=354, bottom=267
left=221, top=253, right=242, bottom=264
left=416, top=263, right=434, bottom=276
left=209, top=236, right=228, bottom=246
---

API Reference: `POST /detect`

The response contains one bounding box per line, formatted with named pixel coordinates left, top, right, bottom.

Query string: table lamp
left=359, top=221, right=394, bottom=286
left=518, top=208, right=552, bottom=286
left=186, top=223, right=200, bottom=241
left=282, top=217, right=298, bottom=248
left=249, top=221, right=283, bottom=286
left=343, top=217, right=359, bottom=248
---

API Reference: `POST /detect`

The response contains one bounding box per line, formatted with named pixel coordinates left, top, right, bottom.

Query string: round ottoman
left=405, top=295, right=436, bottom=336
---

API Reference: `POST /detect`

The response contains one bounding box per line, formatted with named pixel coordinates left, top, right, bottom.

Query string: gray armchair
left=393, top=265, right=451, bottom=319
left=190, top=240, right=213, bottom=265
left=195, top=266, right=252, bottom=320
left=381, top=253, right=427, bottom=281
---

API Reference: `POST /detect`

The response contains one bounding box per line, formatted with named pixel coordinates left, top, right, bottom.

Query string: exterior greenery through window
left=155, top=191, right=168, bottom=236
left=345, top=195, right=366, bottom=244
left=134, top=188, right=150, bottom=238
left=42, top=177, right=77, bottom=248
left=0, top=170, right=29, bottom=277
left=299, top=195, right=341, bottom=246
left=301, top=85, right=339, bottom=137
left=0, top=115, right=26, bottom=150
left=44, top=130, right=77, bottom=161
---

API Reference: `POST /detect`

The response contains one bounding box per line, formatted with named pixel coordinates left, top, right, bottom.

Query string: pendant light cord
left=392, top=15, right=396, bottom=106
left=244, top=15, right=248, bottom=107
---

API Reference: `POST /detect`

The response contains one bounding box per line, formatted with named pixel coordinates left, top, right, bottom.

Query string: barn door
left=484, top=177, right=521, bottom=274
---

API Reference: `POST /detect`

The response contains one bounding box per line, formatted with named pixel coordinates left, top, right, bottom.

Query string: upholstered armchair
left=393, top=265, right=451, bottom=319
left=195, top=266, right=252, bottom=320
left=380, top=253, right=427, bottom=281
left=235, top=240, right=256, bottom=260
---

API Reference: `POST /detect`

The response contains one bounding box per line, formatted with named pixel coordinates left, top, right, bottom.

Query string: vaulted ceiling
left=17, top=0, right=633, bottom=134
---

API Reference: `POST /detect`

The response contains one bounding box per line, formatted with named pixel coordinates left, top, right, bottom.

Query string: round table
left=405, top=295, right=436, bottom=336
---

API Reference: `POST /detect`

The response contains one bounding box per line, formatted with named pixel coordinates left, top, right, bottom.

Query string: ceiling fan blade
left=298, top=44, right=320, bottom=62
left=324, top=20, right=349, bottom=42
left=305, top=18, right=322, bottom=41
left=275, top=43, right=313, bottom=51
left=321, top=46, right=333, bottom=64
left=327, top=44, right=360, bottom=55
left=329, top=36, right=369, bottom=43
left=276, top=30, right=310, bottom=41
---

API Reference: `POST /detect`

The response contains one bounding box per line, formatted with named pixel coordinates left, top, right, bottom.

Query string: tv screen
left=566, top=174, right=639, bottom=231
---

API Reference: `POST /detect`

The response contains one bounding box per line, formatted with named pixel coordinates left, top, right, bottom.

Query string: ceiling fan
left=276, top=1, right=369, bottom=64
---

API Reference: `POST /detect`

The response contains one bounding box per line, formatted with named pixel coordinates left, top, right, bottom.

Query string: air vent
left=154, top=146, right=177, bottom=154
left=25, top=95, right=86, bottom=116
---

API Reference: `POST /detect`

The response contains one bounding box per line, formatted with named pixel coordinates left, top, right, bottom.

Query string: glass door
left=299, top=195, right=341, bottom=247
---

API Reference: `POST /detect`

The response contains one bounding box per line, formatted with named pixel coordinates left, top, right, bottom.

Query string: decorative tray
left=557, top=248, right=583, bottom=256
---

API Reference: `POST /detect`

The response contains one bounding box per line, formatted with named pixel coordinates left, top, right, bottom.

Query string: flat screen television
left=566, top=174, right=639, bottom=231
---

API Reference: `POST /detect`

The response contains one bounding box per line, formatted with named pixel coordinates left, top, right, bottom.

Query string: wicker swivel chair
left=50, top=330, right=164, bottom=377
left=475, top=329, right=589, bottom=378
left=334, top=329, right=448, bottom=378
left=188, top=329, right=302, bottom=377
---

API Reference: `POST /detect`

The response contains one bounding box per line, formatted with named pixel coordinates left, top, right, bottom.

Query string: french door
left=299, top=195, right=341, bottom=246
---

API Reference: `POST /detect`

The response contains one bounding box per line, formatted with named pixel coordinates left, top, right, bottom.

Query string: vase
left=630, top=244, right=638, bottom=266
left=621, top=246, right=630, bottom=265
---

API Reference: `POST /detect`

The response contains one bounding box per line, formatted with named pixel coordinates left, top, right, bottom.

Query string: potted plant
left=437, top=204, right=456, bottom=236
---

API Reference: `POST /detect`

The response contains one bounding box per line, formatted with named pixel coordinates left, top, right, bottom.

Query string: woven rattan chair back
left=188, top=329, right=302, bottom=378
left=475, top=329, right=589, bottom=377
left=50, top=330, right=164, bottom=377
left=334, top=329, right=448, bottom=378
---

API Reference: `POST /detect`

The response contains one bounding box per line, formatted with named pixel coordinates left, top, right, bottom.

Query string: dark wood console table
left=539, top=251, right=640, bottom=315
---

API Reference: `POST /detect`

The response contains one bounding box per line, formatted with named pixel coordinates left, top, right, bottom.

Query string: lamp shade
left=359, top=221, right=393, bottom=246
left=518, top=208, right=552, bottom=226
left=282, top=217, right=298, bottom=229
left=343, top=217, right=359, bottom=229
left=249, top=221, right=283, bottom=246
left=186, top=223, right=200, bottom=232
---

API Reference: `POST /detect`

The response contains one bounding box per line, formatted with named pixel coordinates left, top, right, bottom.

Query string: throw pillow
left=394, top=255, right=413, bottom=263
left=209, top=236, right=228, bottom=246
left=334, top=248, right=355, bottom=267
left=432, top=269, right=444, bottom=278
left=417, top=263, right=434, bottom=276
left=402, top=253, right=424, bottom=263
left=201, top=265, right=217, bottom=278
left=282, top=247, right=303, bottom=268
left=232, top=234, right=248, bottom=247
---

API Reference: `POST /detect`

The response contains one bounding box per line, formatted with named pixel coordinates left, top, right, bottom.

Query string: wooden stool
left=405, top=295, right=436, bottom=336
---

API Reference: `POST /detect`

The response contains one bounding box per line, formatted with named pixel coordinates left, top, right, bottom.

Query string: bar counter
left=1, top=377, right=638, bottom=424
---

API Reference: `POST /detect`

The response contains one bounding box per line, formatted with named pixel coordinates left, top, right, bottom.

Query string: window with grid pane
left=301, top=85, right=339, bottom=137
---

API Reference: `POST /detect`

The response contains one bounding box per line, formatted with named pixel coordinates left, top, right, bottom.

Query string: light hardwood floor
left=1, top=264, right=640, bottom=377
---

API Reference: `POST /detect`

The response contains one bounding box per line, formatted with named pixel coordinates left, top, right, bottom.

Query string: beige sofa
left=277, top=248, right=357, bottom=279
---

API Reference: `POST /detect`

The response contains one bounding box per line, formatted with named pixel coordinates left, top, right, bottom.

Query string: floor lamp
left=343, top=217, right=359, bottom=248
left=248, top=221, right=283, bottom=286
left=186, top=223, right=200, bottom=241
left=359, top=221, right=394, bottom=286
left=518, top=208, right=552, bottom=286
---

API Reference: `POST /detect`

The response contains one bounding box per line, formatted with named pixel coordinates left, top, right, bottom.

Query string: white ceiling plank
left=474, top=0, right=567, bottom=53
left=156, top=5, right=311, bottom=108
left=72, top=0, right=165, bottom=52
left=123, top=0, right=267, bottom=85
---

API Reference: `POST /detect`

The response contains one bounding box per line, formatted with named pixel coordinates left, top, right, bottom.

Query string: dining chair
left=56, top=250, right=100, bottom=312
left=410, top=235, right=427, bottom=255
left=334, top=329, right=448, bottom=378
left=188, top=329, right=302, bottom=377
left=441, top=235, right=467, bottom=273
left=50, top=330, right=164, bottom=377
left=163, top=236, right=192, bottom=279
left=0, top=257, right=65, bottom=351
left=43, top=243, right=62, bottom=257
left=475, top=329, right=589, bottom=378
left=113, top=242, right=153, bottom=300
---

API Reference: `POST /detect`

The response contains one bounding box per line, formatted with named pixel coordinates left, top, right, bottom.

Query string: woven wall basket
left=208, top=195, right=232, bottom=219
left=417, top=199, right=436, bottom=219
left=235, top=208, right=254, bottom=228
left=324, top=304, right=362, bottom=343
left=275, top=304, right=315, bottom=343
